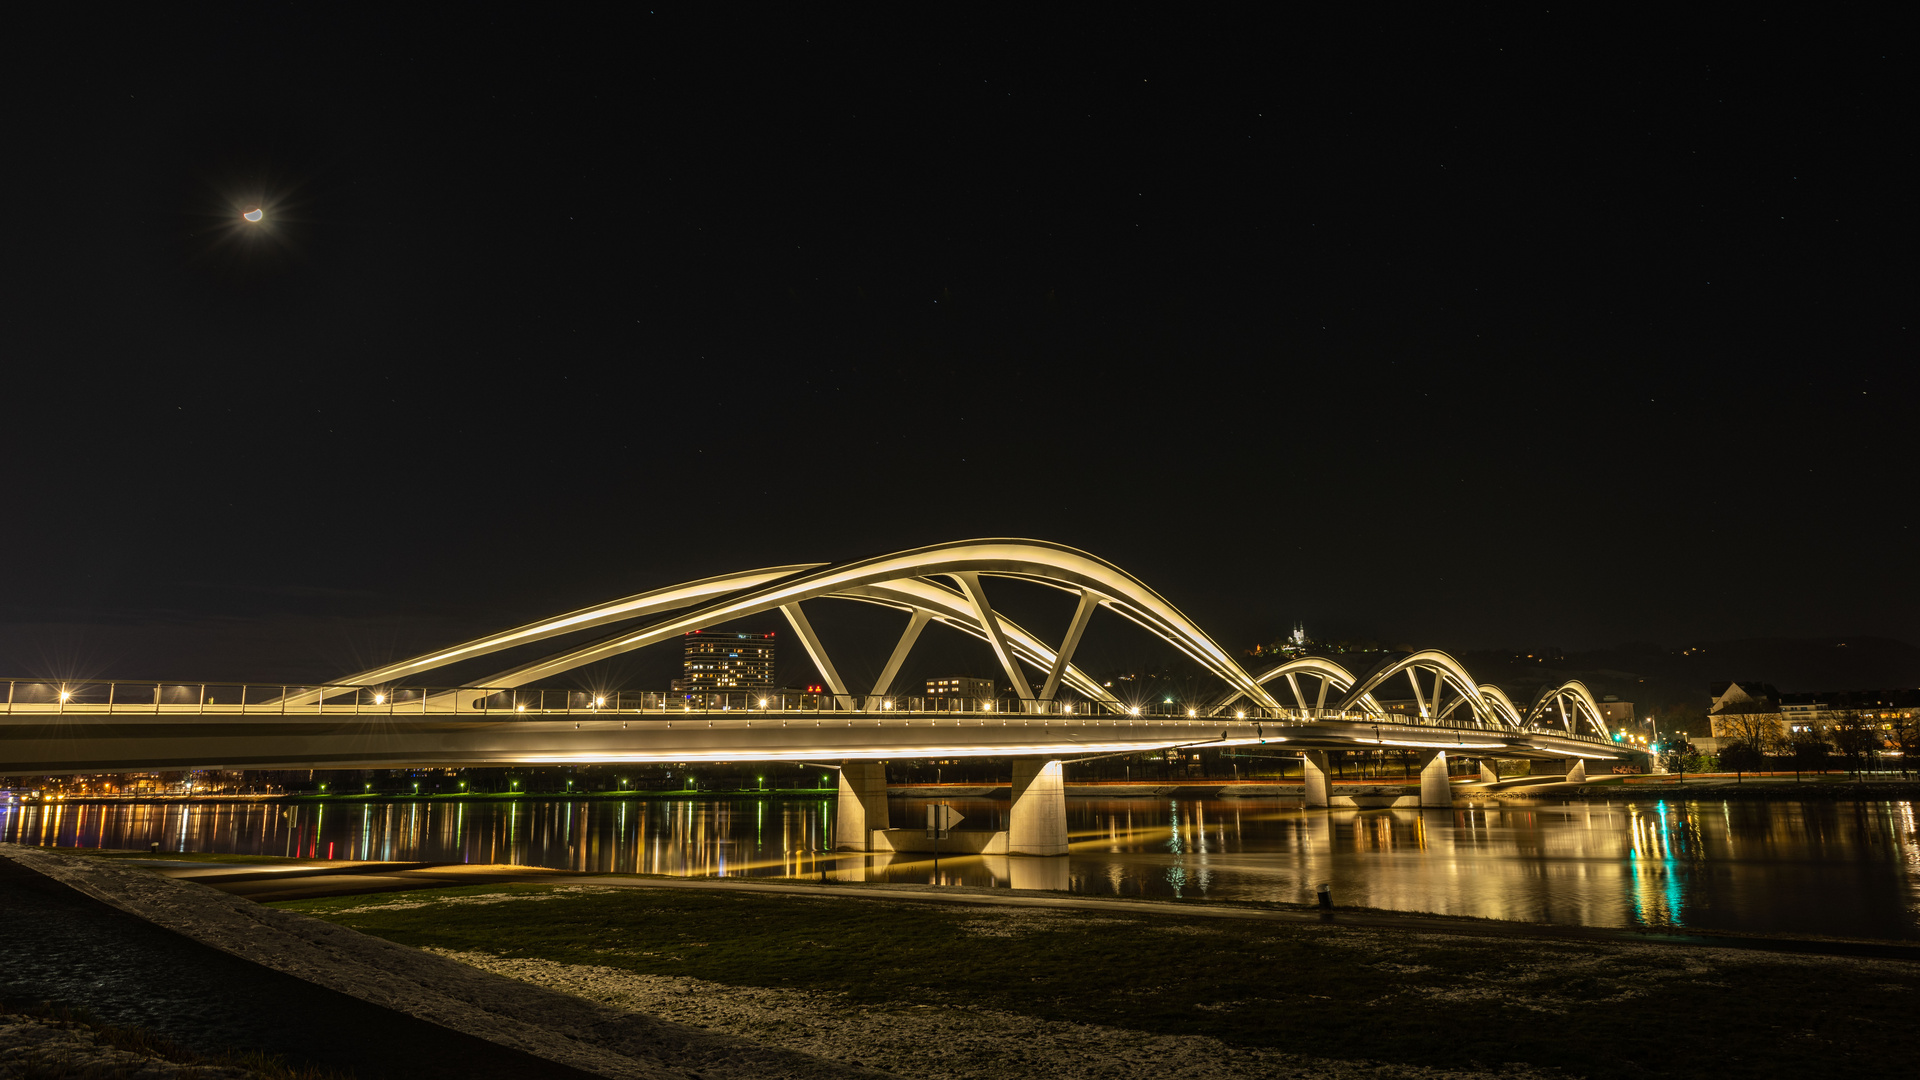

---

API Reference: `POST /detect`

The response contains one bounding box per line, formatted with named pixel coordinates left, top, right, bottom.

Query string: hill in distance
left=1445, top=636, right=1920, bottom=714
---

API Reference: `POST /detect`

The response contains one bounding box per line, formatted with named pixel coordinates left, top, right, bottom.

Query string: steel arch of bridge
left=312, top=539, right=1282, bottom=715
left=1220, top=651, right=1610, bottom=738
left=304, top=538, right=1609, bottom=739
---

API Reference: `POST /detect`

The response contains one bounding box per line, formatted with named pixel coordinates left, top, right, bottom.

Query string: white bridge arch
left=289, top=538, right=1608, bottom=742
left=304, top=539, right=1284, bottom=714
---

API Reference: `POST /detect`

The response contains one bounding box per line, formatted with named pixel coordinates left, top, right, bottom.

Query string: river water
left=6, top=795, right=1918, bottom=940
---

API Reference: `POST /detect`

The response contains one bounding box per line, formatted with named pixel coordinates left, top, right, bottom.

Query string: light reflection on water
left=5, top=796, right=1918, bottom=939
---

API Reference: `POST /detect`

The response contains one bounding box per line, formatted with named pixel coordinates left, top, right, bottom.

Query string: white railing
left=0, top=678, right=1617, bottom=745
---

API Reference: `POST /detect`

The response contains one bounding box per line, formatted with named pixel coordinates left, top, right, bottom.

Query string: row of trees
left=1693, top=707, right=1920, bottom=780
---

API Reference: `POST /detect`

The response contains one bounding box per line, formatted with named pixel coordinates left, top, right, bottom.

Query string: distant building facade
left=1706, top=681, right=1784, bottom=747
left=925, top=676, right=995, bottom=703
left=1597, top=698, right=1636, bottom=727
left=1708, top=680, right=1918, bottom=745
left=672, top=631, right=776, bottom=692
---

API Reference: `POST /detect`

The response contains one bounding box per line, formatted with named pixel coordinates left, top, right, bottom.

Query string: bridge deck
left=0, top=707, right=1625, bottom=774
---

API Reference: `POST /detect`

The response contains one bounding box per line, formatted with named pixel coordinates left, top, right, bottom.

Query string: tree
left=1716, top=709, right=1785, bottom=758
left=1658, top=700, right=1709, bottom=739
left=1719, top=739, right=1765, bottom=782
left=1829, top=709, right=1881, bottom=779
left=1658, top=736, right=1697, bottom=781
left=1789, top=728, right=1830, bottom=782
left=1888, top=709, right=1920, bottom=779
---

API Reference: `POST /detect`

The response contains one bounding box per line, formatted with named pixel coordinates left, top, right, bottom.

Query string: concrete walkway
left=0, top=854, right=603, bottom=1079
left=3, top=846, right=884, bottom=1080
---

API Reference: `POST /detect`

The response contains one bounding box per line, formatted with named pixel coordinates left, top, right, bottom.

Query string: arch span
left=295, top=539, right=1616, bottom=743
left=1525, top=680, right=1613, bottom=740
left=324, top=540, right=1281, bottom=714
left=1336, top=650, right=1505, bottom=730
left=1216, top=656, right=1387, bottom=718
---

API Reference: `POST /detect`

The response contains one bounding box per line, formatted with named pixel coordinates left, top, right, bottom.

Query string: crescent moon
left=243, top=208, right=264, bottom=222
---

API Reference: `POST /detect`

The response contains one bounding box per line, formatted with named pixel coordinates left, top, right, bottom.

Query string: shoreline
left=21, top=776, right=1920, bottom=806
left=14, top=844, right=1920, bottom=1080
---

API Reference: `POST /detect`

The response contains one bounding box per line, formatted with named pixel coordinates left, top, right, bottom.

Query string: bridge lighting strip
left=516, top=738, right=1275, bottom=765
left=1354, top=738, right=1509, bottom=750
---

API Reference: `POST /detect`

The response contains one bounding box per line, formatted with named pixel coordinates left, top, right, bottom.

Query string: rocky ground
left=282, top=875, right=1920, bottom=1080
left=426, top=944, right=1575, bottom=1080
left=0, top=1012, right=257, bottom=1080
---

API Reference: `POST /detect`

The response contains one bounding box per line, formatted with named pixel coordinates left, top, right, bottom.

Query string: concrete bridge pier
left=1301, top=751, right=1331, bottom=808
left=835, top=761, right=890, bottom=851
left=1478, top=759, right=1500, bottom=784
left=1009, top=757, right=1068, bottom=856
left=1006, top=855, right=1070, bottom=891
left=1527, top=758, right=1588, bottom=782
left=1416, top=750, right=1452, bottom=807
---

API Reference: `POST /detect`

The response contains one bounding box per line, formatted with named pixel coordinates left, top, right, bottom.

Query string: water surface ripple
left=6, top=796, right=1917, bottom=940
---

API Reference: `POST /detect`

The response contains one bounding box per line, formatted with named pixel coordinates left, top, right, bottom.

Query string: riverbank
left=1495, top=776, right=1920, bottom=801
left=270, top=871, right=1920, bottom=1080
left=16, top=845, right=1920, bottom=1079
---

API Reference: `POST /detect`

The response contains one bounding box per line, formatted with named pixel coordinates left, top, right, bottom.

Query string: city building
left=672, top=631, right=775, bottom=692
left=925, top=676, right=995, bottom=703
left=1707, top=681, right=1919, bottom=744
left=1597, top=697, right=1636, bottom=727
left=1705, top=681, right=1783, bottom=749
left=1596, top=696, right=1638, bottom=735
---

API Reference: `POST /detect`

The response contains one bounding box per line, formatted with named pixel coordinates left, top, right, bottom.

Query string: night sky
left=3, top=9, right=1910, bottom=688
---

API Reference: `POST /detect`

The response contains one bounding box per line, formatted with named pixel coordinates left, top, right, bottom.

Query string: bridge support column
left=1301, top=751, right=1331, bottom=808
left=835, top=762, right=889, bottom=852
left=1566, top=759, right=1587, bottom=784
left=1478, top=759, right=1499, bottom=784
left=1009, top=758, right=1068, bottom=856
left=1417, top=750, right=1451, bottom=808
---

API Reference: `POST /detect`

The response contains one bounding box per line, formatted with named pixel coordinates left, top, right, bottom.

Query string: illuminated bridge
left=0, top=539, right=1630, bottom=855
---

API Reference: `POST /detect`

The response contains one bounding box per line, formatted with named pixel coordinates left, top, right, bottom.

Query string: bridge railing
left=0, top=679, right=1619, bottom=746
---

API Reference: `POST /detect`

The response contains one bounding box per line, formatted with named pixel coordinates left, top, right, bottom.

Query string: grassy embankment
left=276, top=882, right=1920, bottom=1079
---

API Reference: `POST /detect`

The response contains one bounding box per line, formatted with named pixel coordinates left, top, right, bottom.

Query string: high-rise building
left=675, top=631, right=776, bottom=692
left=925, top=676, right=996, bottom=703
